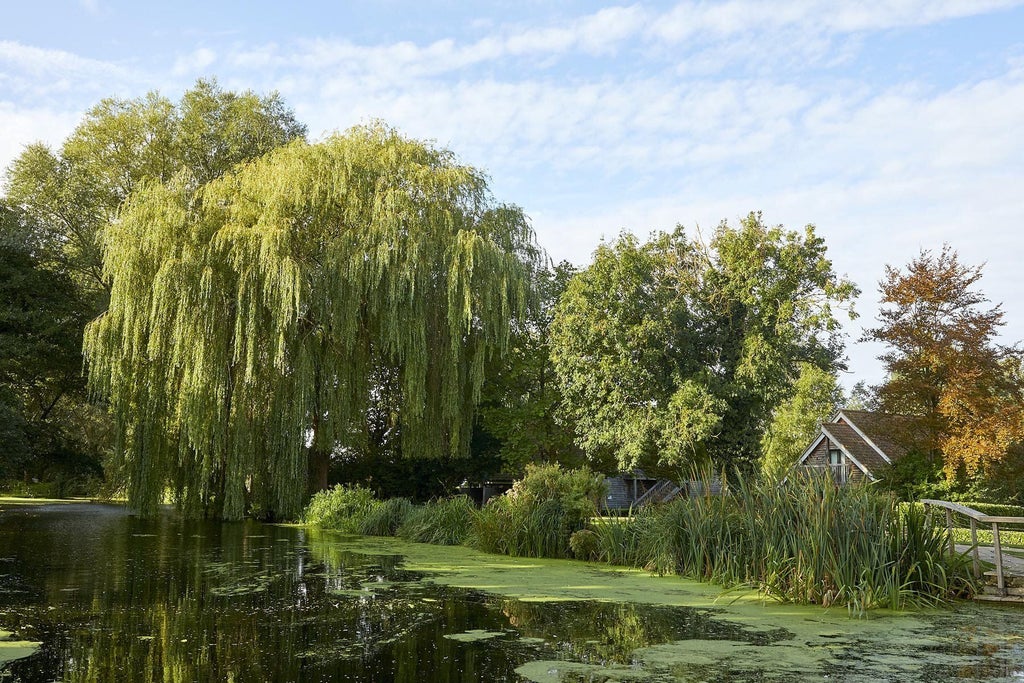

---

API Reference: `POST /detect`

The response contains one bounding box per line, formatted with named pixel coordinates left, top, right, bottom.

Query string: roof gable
left=820, top=423, right=883, bottom=480
left=791, top=409, right=914, bottom=481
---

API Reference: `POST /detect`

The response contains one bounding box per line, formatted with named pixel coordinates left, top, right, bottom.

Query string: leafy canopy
left=4, top=78, right=306, bottom=298
left=476, top=261, right=585, bottom=473
left=1, top=79, right=307, bottom=495
left=85, top=124, right=541, bottom=519
left=864, top=245, right=1024, bottom=477
left=760, top=362, right=844, bottom=482
left=550, top=213, right=856, bottom=472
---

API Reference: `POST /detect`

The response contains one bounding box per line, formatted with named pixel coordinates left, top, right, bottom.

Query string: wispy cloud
left=0, top=103, right=80, bottom=175
left=652, top=0, right=1024, bottom=41
left=172, top=47, right=218, bottom=77
left=0, top=41, right=135, bottom=100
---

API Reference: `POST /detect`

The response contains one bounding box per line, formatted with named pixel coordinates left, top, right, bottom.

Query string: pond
left=1, top=501, right=1023, bottom=682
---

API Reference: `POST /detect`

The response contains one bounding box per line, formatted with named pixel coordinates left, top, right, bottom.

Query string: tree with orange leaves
left=864, top=245, right=1024, bottom=478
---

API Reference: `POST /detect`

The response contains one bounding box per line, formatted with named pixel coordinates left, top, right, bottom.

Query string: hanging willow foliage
left=85, top=124, right=542, bottom=519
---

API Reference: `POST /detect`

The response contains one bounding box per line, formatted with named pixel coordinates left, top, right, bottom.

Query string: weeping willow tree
left=85, top=124, right=542, bottom=519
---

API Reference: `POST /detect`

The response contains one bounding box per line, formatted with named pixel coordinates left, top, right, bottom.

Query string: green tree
left=550, top=213, right=857, bottom=472
left=864, top=245, right=1024, bottom=478
left=760, top=362, right=844, bottom=481
left=476, top=261, right=586, bottom=473
left=2, top=80, right=306, bottom=494
left=84, top=124, right=541, bottom=519
left=4, top=78, right=306, bottom=301
left=0, top=203, right=101, bottom=486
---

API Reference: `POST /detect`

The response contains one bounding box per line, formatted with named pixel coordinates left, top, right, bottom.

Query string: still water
left=1, top=502, right=1023, bottom=682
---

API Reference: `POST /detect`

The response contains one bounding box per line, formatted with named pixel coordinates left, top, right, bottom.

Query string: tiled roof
left=837, top=410, right=912, bottom=463
left=820, top=423, right=890, bottom=477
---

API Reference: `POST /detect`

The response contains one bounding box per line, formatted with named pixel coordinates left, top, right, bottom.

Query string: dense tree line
left=3, top=80, right=1022, bottom=516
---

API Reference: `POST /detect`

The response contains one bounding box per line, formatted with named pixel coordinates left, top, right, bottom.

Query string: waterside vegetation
left=305, top=464, right=976, bottom=613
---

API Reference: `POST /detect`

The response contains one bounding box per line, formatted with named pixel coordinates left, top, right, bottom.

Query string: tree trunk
left=308, top=448, right=330, bottom=495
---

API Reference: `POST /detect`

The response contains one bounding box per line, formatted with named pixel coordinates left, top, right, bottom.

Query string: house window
left=828, top=448, right=846, bottom=484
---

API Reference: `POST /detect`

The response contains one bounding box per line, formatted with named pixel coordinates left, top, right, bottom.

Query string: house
left=602, top=471, right=725, bottom=511
left=791, top=409, right=911, bottom=484
left=458, top=475, right=514, bottom=505
left=602, top=469, right=660, bottom=511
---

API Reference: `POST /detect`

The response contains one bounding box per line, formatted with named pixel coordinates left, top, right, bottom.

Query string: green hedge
left=951, top=527, right=1024, bottom=549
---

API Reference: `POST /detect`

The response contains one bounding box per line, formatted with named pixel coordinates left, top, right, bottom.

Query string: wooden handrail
left=920, top=498, right=1024, bottom=596
left=919, top=499, right=1024, bottom=526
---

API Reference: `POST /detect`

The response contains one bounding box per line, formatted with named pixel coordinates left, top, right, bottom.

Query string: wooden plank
left=920, top=499, right=1024, bottom=525
left=977, top=515, right=1024, bottom=524
left=946, top=508, right=955, bottom=556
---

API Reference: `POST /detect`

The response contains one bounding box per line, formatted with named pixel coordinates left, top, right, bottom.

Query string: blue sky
left=3, top=0, right=1024, bottom=389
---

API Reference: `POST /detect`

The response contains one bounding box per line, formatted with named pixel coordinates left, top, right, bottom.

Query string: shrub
left=569, top=529, right=599, bottom=560
left=303, top=484, right=378, bottom=532
left=470, top=463, right=606, bottom=559
left=398, top=495, right=475, bottom=545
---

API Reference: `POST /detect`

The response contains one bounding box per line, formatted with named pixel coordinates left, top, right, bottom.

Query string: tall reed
left=615, top=470, right=975, bottom=611
left=359, top=497, right=414, bottom=536
left=397, top=495, right=475, bottom=545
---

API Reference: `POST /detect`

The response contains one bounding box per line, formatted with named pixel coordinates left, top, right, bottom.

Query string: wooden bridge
left=921, top=499, right=1024, bottom=604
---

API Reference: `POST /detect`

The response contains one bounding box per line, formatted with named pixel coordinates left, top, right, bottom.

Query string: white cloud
left=0, top=103, right=80, bottom=178
left=0, top=40, right=129, bottom=82
left=0, top=41, right=142, bottom=113
left=652, top=0, right=1024, bottom=42
left=172, top=47, right=218, bottom=77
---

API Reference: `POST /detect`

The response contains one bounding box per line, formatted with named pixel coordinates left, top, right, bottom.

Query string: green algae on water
left=0, top=630, right=40, bottom=666
left=443, top=629, right=506, bottom=642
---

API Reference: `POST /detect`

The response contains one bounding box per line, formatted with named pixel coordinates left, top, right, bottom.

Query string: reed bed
left=303, top=468, right=975, bottom=612
left=590, top=472, right=975, bottom=612
left=397, top=495, right=475, bottom=545
left=359, top=497, right=414, bottom=536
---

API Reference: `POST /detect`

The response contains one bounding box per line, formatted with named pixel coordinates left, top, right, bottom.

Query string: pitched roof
left=820, top=423, right=889, bottom=477
left=836, top=409, right=912, bottom=464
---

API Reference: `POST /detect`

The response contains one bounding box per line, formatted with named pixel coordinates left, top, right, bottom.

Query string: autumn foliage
left=865, top=246, right=1024, bottom=477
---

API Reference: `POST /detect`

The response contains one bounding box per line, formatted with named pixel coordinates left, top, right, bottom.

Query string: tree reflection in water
left=0, top=504, right=775, bottom=682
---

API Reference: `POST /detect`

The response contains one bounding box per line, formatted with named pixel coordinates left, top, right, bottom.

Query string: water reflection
left=2, top=503, right=1022, bottom=682
left=0, top=504, right=773, bottom=682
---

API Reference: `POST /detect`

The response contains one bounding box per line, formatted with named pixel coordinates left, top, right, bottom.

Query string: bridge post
left=945, top=508, right=955, bottom=557
left=992, top=521, right=1005, bottom=595
left=969, top=518, right=980, bottom=578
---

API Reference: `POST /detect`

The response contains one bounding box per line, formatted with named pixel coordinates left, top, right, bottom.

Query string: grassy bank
left=304, top=465, right=975, bottom=612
